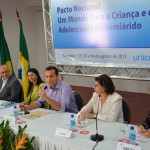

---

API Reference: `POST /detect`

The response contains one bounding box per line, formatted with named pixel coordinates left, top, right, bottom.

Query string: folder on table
left=23, top=110, right=49, bottom=120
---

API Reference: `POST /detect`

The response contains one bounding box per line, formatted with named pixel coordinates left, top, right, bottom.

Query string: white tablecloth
left=0, top=101, right=149, bottom=150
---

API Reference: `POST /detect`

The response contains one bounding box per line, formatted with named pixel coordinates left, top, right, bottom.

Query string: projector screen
left=50, top=0, right=150, bottom=68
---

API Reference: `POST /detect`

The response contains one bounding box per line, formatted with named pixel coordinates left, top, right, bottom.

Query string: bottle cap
left=71, top=114, right=74, bottom=117
left=130, top=126, right=134, bottom=130
left=14, top=105, right=17, bottom=108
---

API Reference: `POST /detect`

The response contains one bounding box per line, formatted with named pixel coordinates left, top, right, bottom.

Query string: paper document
left=23, top=110, right=49, bottom=120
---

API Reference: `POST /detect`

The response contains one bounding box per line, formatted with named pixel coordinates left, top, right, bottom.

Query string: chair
left=73, top=91, right=83, bottom=112
left=122, top=98, right=131, bottom=123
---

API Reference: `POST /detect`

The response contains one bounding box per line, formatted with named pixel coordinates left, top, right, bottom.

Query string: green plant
left=0, top=120, right=35, bottom=150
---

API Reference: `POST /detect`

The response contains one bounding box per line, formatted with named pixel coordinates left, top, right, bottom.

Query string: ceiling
left=24, top=0, right=42, bottom=7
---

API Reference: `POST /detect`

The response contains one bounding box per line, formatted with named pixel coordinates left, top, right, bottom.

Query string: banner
left=50, top=0, right=150, bottom=68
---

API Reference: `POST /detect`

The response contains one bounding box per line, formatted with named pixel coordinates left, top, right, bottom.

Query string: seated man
left=24, top=66, right=78, bottom=113
left=138, top=111, right=150, bottom=138
left=0, top=65, right=22, bottom=103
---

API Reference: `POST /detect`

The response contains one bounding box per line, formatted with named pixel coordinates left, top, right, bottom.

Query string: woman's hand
left=78, top=111, right=94, bottom=124
left=80, top=111, right=94, bottom=119
left=138, top=125, right=146, bottom=134
left=18, top=102, right=26, bottom=108
left=142, top=130, right=150, bottom=138
left=77, top=115, right=84, bottom=124
left=138, top=125, right=150, bottom=138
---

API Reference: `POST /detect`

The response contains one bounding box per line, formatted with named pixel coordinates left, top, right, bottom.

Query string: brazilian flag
left=0, top=17, right=15, bottom=75
left=18, top=20, right=30, bottom=99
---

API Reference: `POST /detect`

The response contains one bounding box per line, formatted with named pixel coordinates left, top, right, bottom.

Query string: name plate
left=55, top=128, right=72, bottom=138
left=117, top=142, right=141, bottom=150
left=4, top=115, right=16, bottom=124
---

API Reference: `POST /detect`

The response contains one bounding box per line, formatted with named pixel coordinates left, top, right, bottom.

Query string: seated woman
left=25, top=68, right=45, bottom=104
left=138, top=111, right=150, bottom=138
left=78, top=74, right=123, bottom=123
left=20, top=68, right=50, bottom=109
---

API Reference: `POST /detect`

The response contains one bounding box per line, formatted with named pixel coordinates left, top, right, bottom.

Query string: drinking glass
left=18, top=106, right=25, bottom=124
left=80, top=116, right=89, bottom=135
left=120, top=121, right=128, bottom=142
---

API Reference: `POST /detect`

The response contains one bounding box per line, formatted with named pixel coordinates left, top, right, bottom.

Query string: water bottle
left=70, top=114, right=76, bottom=131
left=13, top=105, right=18, bottom=123
left=129, top=126, right=136, bottom=145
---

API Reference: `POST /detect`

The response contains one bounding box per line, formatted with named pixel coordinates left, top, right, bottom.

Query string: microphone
left=44, top=86, right=47, bottom=90
left=90, top=96, right=104, bottom=142
left=37, top=85, right=48, bottom=108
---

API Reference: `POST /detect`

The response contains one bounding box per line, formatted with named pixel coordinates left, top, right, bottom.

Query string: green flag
left=18, top=20, right=30, bottom=99
left=0, top=17, right=15, bottom=75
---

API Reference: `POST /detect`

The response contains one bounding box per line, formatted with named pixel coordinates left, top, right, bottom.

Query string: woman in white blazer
left=78, top=74, right=123, bottom=123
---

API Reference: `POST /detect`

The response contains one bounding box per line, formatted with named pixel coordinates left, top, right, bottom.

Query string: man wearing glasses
left=0, top=65, right=22, bottom=103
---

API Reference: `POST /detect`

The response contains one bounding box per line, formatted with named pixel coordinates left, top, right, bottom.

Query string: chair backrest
left=122, top=98, right=131, bottom=123
left=18, top=88, right=23, bottom=103
left=73, top=91, right=83, bottom=112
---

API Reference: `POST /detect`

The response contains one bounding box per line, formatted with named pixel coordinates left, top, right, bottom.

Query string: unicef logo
left=133, top=54, right=150, bottom=61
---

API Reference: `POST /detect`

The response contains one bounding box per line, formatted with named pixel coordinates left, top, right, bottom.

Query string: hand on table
left=138, top=125, right=150, bottom=138
left=78, top=111, right=94, bottom=124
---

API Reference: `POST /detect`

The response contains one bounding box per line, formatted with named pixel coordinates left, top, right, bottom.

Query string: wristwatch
left=93, top=114, right=96, bottom=119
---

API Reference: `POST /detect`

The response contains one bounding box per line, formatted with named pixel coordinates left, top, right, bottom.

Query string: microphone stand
left=90, top=96, right=104, bottom=142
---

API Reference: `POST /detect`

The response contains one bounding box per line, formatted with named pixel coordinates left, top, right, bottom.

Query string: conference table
left=0, top=101, right=150, bottom=150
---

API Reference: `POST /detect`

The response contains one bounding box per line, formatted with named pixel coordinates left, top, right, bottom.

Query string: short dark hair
left=45, top=66, right=59, bottom=75
left=95, top=74, right=115, bottom=94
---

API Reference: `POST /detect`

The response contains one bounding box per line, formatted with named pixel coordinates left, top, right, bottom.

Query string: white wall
left=0, top=0, right=47, bottom=80
left=34, top=11, right=47, bottom=80
left=63, top=75, right=150, bottom=94
left=1, top=0, right=150, bottom=94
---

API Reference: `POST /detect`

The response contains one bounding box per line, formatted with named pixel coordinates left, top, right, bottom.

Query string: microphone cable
left=92, top=141, right=99, bottom=150
left=92, top=96, right=100, bottom=150
left=96, top=97, right=100, bottom=135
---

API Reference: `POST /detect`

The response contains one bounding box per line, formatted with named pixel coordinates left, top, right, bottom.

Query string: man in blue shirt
left=24, top=66, right=78, bottom=113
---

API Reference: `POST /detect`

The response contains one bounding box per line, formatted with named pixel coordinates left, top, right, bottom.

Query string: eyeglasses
left=94, top=84, right=101, bottom=88
left=0, top=70, right=9, bottom=75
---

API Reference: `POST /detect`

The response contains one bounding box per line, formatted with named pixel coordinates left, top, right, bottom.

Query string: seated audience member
left=138, top=111, right=150, bottom=138
left=0, top=65, right=22, bottom=103
left=24, top=66, right=78, bottom=113
left=78, top=74, right=123, bottom=123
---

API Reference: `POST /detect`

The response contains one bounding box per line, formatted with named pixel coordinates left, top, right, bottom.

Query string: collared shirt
left=0, top=79, right=8, bottom=93
left=35, top=79, right=78, bottom=113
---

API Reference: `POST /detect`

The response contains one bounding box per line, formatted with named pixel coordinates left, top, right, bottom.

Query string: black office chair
left=73, top=91, right=83, bottom=112
left=122, top=98, right=131, bottom=123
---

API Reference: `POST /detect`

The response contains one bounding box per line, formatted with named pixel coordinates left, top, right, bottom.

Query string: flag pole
left=0, top=10, right=2, bottom=21
left=16, top=8, right=20, bottom=22
left=16, top=9, right=30, bottom=100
